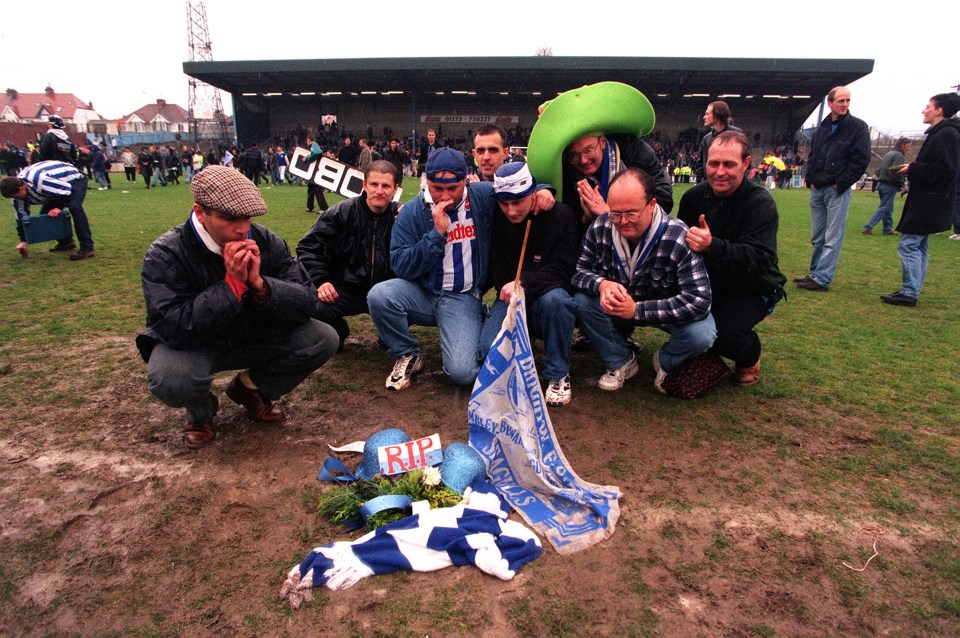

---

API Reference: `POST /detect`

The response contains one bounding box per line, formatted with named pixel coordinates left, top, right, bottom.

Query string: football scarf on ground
left=280, top=487, right=541, bottom=605
left=468, top=286, right=621, bottom=554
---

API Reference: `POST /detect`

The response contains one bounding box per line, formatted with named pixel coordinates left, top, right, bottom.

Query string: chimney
left=5, top=88, right=16, bottom=101
left=156, top=99, right=166, bottom=107
left=45, top=86, right=55, bottom=98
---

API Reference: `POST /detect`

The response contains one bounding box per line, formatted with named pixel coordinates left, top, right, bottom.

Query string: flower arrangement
left=316, top=468, right=462, bottom=531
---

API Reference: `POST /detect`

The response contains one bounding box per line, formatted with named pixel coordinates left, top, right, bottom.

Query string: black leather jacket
left=296, top=192, right=398, bottom=292
left=136, top=216, right=318, bottom=361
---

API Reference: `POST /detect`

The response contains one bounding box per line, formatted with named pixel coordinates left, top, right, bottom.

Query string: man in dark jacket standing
left=297, top=160, right=400, bottom=349
left=678, top=131, right=786, bottom=385
left=695, top=101, right=742, bottom=182
left=795, top=86, right=870, bottom=291
left=881, top=93, right=960, bottom=307
left=136, top=166, right=338, bottom=449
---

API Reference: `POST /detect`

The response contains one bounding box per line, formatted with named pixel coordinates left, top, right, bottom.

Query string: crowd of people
left=4, top=86, right=958, bottom=450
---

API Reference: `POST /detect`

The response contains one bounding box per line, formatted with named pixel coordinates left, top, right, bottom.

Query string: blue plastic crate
left=18, top=212, right=73, bottom=244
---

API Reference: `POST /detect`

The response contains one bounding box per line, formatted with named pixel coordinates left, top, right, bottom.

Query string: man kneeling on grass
left=479, top=162, right=579, bottom=406
left=136, top=166, right=338, bottom=449
left=573, top=168, right=716, bottom=393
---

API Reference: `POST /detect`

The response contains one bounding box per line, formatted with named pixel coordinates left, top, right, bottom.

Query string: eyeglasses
left=609, top=201, right=651, bottom=223
left=565, top=138, right=602, bottom=163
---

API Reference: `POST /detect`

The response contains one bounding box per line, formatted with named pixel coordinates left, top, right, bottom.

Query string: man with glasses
left=678, top=131, right=786, bottom=386
left=563, top=132, right=673, bottom=235
left=573, top=168, right=715, bottom=393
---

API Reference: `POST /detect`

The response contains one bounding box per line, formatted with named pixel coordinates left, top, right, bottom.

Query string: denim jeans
left=94, top=170, right=108, bottom=189
left=480, top=288, right=576, bottom=380
left=151, top=166, right=166, bottom=186
left=573, top=292, right=716, bottom=373
left=65, top=178, right=94, bottom=251
left=897, top=233, right=929, bottom=299
left=808, top=185, right=853, bottom=287
left=864, top=182, right=898, bottom=233
left=367, top=279, right=484, bottom=385
left=146, top=319, right=338, bottom=425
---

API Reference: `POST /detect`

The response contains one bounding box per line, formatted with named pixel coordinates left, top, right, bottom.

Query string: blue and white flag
left=468, top=287, right=621, bottom=554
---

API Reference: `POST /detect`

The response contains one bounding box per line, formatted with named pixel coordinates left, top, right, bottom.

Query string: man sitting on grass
left=136, top=166, right=338, bottom=449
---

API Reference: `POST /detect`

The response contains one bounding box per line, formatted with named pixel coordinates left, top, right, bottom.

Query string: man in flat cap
left=136, top=166, right=339, bottom=449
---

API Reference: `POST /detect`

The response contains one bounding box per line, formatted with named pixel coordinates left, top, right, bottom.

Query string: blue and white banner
left=468, top=287, right=621, bottom=554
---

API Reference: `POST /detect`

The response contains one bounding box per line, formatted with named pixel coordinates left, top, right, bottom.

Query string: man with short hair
left=357, top=138, right=373, bottom=173
left=417, top=129, right=444, bottom=176
left=136, top=166, right=338, bottom=449
left=337, top=135, right=359, bottom=168
left=368, top=148, right=495, bottom=390
left=304, top=133, right=329, bottom=213
left=241, top=143, right=263, bottom=185
left=297, top=160, right=400, bottom=350
left=563, top=133, right=673, bottom=234
left=382, top=138, right=408, bottom=183
left=696, top=101, right=742, bottom=182
left=573, top=168, right=715, bottom=393
left=795, top=86, right=870, bottom=291
left=1, top=160, right=95, bottom=260
left=480, top=162, right=579, bottom=405
left=678, top=131, right=786, bottom=385
left=863, top=137, right=911, bottom=236
left=467, top=124, right=509, bottom=183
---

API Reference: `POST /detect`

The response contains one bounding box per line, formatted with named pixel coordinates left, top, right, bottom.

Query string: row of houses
left=0, top=87, right=231, bottom=146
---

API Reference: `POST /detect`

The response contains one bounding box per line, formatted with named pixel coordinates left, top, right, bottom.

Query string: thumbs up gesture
left=686, top=214, right=713, bottom=253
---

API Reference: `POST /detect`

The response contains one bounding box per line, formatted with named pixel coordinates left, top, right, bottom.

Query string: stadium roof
left=183, top=56, right=874, bottom=101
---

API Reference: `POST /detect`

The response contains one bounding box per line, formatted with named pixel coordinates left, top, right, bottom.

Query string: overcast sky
left=1, top=0, right=955, bottom=135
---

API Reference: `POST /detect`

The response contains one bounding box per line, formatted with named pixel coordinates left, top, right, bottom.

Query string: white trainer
left=545, top=375, right=572, bottom=406
left=385, top=354, right=423, bottom=391
left=598, top=356, right=639, bottom=391
left=652, top=349, right=668, bottom=394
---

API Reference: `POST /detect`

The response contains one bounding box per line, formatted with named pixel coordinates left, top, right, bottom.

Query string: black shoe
left=796, top=278, right=828, bottom=291
left=792, top=275, right=812, bottom=284
left=50, top=241, right=77, bottom=253
left=880, top=291, right=917, bottom=307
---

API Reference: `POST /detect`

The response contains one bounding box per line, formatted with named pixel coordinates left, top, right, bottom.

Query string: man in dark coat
left=678, top=131, right=786, bottom=385
left=881, top=93, right=960, bottom=307
left=136, top=166, right=338, bottom=448
left=795, top=86, right=870, bottom=291
left=296, top=160, right=400, bottom=349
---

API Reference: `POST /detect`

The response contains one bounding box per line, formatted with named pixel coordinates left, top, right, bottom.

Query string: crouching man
left=296, top=160, right=400, bottom=350
left=479, top=163, right=579, bottom=405
left=573, top=168, right=716, bottom=393
left=136, top=166, right=339, bottom=449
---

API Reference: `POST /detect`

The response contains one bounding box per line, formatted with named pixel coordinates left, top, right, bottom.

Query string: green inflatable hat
left=527, top=81, right=656, bottom=202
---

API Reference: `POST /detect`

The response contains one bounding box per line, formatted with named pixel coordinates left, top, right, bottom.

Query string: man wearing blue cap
left=479, top=163, right=579, bottom=405
left=368, top=147, right=496, bottom=390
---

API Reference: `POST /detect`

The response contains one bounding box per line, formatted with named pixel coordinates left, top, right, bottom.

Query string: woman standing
left=881, top=93, right=960, bottom=307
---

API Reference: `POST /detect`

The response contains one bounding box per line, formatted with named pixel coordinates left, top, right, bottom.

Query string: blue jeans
left=480, top=288, right=576, bottom=380
left=64, top=178, right=94, bottom=251
left=183, top=164, right=194, bottom=182
left=864, top=182, right=898, bottom=233
left=151, top=166, right=166, bottom=186
left=897, top=233, right=929, bottom=299
left=367, top=279, right=484, bottom=385
left=94, top=170, right=108, bottom=188
left=573, top=293, right=716, bottom=373
left=808, top=185, right=853, bottom=287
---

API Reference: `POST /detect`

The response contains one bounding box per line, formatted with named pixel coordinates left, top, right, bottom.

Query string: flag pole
left=513, top=219, right=533, bottom=287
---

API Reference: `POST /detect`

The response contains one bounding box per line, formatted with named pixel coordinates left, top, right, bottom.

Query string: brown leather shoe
left=182, top=420, right=217, bottom=449
left=226, top=374, right=285, bottom=422
left=735, top=360, right=761, bottom=386
left=69, top=249, right=95, bottom=261
left=182, top=393, right=219, bottom=449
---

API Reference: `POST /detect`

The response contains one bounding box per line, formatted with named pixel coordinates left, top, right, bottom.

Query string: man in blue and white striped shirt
left=1, top=160, right=96, bottom=260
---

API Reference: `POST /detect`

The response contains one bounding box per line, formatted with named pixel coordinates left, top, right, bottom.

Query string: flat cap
left=190, top=165, right=266, bottom=218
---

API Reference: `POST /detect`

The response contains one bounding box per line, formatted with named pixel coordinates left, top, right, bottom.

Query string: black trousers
left=306, top=182, right=328, bottom=212
left=314, top=284, right=371, bottom=345
left=710, top=293, right=770, bottom=369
